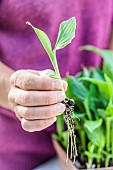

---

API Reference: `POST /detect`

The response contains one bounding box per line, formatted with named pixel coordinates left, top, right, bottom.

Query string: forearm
left=0, top=62, right=14, bottom=110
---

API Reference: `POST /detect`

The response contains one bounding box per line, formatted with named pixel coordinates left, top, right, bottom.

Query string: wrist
left=0, top=62, right=14, bottom=111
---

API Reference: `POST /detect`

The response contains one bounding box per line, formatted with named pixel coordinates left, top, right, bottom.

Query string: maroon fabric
left=0, top=0, right=113, bottom=169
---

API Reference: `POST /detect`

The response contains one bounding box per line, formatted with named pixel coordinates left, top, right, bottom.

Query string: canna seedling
left=63, top=46, right=113, bottom=168
left=26, top=17, right=77, bottom=162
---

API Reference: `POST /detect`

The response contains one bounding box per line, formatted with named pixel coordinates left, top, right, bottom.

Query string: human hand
left=8, top=69, right=67, bottom=132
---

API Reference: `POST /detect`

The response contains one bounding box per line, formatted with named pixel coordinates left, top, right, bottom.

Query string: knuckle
left=22, top=92, right=30, bottom=104
left=44, top=95, right=54, bottom=105
left=8, top=91, right=14, bottom=103
left=10, top=73, right=16, bottom=86
left=10, top=70, right=21, bottom=86
left=22, top=76, right=32, bottom=89
left=52, top=79, right=62, bottom=90
left=22, top=107, right=31, bottom=119
left=47, top=106, right=56, bottom=117
left=40, top=77, right=51, bottom=90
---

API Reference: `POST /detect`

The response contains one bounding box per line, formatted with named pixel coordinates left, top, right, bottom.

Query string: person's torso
left=0, top=0, right=113, bottom=76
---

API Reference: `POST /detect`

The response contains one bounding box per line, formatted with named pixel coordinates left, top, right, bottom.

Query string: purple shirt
left=0, top=0, right=113, bottom=169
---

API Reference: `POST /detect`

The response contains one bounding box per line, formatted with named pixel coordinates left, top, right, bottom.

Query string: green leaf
left=55, top=17, right=76, bottom=50
left=80, top=75, right=113, bottom=100
left=84, top=119, right=105, bottom=148
left=97, top=109, right=109, bottom=119
left=67, top=76, right=89, bottom=102
left=26, top=22, right=52, bottom=58
left=104, top=74, right=113, bottom=99
left=92, top=68, right=105, bottom=81
left=83, top=67, right=90, bottom=78
left=84, top=119, right=103, bottom=133
left=84, top=97, right=92, bottom=120
left=80, top=45, right=113, bottom=80
left=26, top=22, right=61, bottom=77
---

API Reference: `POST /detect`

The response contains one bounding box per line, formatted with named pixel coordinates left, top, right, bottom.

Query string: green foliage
left=84, top=119, right=105, bottom=148
left=80, top=45, right=113, bottom=80
left=56, top=46, right=113, bottom=168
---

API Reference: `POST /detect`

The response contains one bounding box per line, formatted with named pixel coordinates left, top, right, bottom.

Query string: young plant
left=64, top=46, right=113, bottom=169
left=26, top=17, right=77, bottom=162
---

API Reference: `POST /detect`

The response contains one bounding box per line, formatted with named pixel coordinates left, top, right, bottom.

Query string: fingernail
left=56, top=103, right=65, bottom=113
left=57, top=92, right=66, bottom=102
left=63, top=80, right=68, bottom=91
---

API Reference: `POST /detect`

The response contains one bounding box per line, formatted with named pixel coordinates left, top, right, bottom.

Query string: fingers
left=21, top=117, right=57, bottom=132
left=8, top=87, right=66, bottom=106
left=10, top=69, right=68, bottom=91
left=14, top=103, right=65, bottom=120
left=8, top=69, right=68, bottom=132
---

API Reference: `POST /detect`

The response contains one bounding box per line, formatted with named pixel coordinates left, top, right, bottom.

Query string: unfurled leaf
left=97, top=109, right=109, bottom=119
left=84, top=119, right=105, bottom=148
left=80, top=74, right=113, bottom=100
left=55, top=17, right=76, bottom=50
left=80, top=45, right=113, bottom=80
left=67, top=76, right=89, bottom=102
left=84, top=119, right=102, bottom=133
left=26, top=22, right=52, bottom=58
left=92, top=68, right=105, bottom=81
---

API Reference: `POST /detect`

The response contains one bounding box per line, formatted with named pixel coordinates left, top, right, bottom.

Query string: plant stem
left=105, top=117, right=113, bottom=167
left=97, top=148, right=101, bottom=168
left=52, top=49, right=65, bottom=93
left=111, top=121, right=113, bottom=162
left=52, top=48, right=65, bottom=137
left=106, top=118, right=110, bottom=152
left=81, top=130, right=86, bottom=152
left=105, top=156, right=109, bottom=167
left=84, top=97, right=92, bottom=120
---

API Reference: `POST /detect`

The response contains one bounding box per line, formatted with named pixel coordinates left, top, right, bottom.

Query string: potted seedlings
left=27, top=19, right=113, bottom=169
left=53, top=46, right=113, bottom=169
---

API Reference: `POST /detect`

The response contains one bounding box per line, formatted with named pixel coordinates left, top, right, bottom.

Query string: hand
left=8, top=69, right=67, bottom=132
